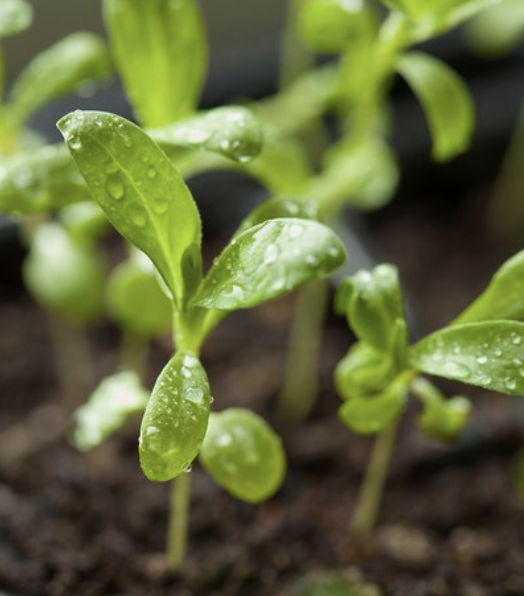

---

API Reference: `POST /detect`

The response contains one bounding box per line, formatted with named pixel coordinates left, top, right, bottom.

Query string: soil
left=2, top=188, right=524, bottom=596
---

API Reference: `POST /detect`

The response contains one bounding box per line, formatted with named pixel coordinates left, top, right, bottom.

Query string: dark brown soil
left=2, top=192, right=524, bottom=596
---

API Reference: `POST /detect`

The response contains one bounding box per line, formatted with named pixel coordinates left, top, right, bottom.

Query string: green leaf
left=411, top=321, right=524, bottom=395
left=335, top=342, right=397, bottom=400
left=199, top=409, right=286, bottom=503
left=395, top=51, right=475, bottom=161
left=298, top=0, right=375, bottom=54
left=9, top=33, right=112, bottom=123
left=454, top=249, right=524, bottom=325
left=149, top=106, right=263, bottom=164
left=107, top=250, right=172, bottom=338
left=337, top=265, right=408, bottom=354
left=239, top=195, right=320, bottom=235
left=22, top=222, right=105, bottom=323
left=191, top=218, right=346, bottom=311
left=0, top=144, right=91, bottom=214
left=338, top=379, right=407, bottom=434
left=0, top=0, right=32, bottom=38
left=139, top=351, right=211, bottom=481
left=73, top=371, right=149, bottom=451
left=103, top=0, right=207, bottom=127
left=58, top=110, right=202, bottom=305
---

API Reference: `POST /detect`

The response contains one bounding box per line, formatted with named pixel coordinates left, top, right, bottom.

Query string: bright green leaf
left=9, top=33, right=112, bottom=123
left=22, top=222, right=105, bottom=323
left=139, top=351, right=211, bottom=481
left=199, top=408, right=286, bottom=503
left=149, top=106, right=263, bottom=164
left=58, top=110, right=202, bottom=305
left=412, top=321, right=524, bottom=395
left=73, top=370, right=149, bottom=451
left=0, top=144, right=91, bottom=214
left=0, top=0, right=32, bottom=38
left=191, top=218, right=346, bottom=311
left=338, top=380, right=407, bottom=434
left=103, top=0, right=207, bottom=127
left=396, top=51, right=475, bottom=161
left=454, top=249, right=524, bottom=325
left=239, top=195, right=320, bottom=235
left=107, top=250, right=172, bottom=338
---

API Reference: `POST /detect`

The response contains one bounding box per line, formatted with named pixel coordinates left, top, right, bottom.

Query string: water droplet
left=147, top=166, right=157, bottom=179
left=105, top=162, right=118, bottom=174
left=476, top=355, right=488, bottom=364
left=153, top=199, right=169, bottom=215
left=264, top=244, right=278, bottom=264
left=305, top=254, right=319, bottom=267
left=131, top=210, right=146, bottom=227
left=68, top=135, right=82, bottom=151
left=106, top=175, right=125, bottom=200
left=431, top=351, right=443, bottom=362
left=494, top=348, right=502, bottom=357
left=443, top=361, right=471, bottom=380
left=288, top=223, right=304, bottom=238
left=187, top=128, right=211, bottom=144
left=182, top=367, right=192, bottom=379
left=184, top=464, right=192, bottom=473
left=505, top=378, right=517, bottom=391
left=328, top=247, right=341, bottom=258
left=186, top=387, right=204, bottom=403
left=512, top=335, right=522, bottom=345
left=217, top=433, right=232, bottom=447
left=225, top=285, right=245, bottom=301
left=146, top=426, right=159, bottom=436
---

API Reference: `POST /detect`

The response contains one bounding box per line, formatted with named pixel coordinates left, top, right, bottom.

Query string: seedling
left=335, top=249, right=524, bottom=535
left=58, top=109, right=347, bottom=570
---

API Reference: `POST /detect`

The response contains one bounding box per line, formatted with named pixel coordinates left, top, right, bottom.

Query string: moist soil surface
left=1, top=190, right=524, bottom=596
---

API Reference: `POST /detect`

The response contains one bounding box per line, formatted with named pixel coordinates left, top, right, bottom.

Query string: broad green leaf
left=239, top=195, right=320, bottom=235
left=335, top=342, right=397, bottom=400
left=395, top=52, right=475, bottom=162
left=22, top=222, right=105, bottom=323
left=139, top=351, right=211, bottom=481
left=191, top=218, right=346, bottom=311
left=73, top=371, right=149, bottom=451
left=149, top=106, right=263, bottom=164
left=199, top=409, right=286, bottom=503
left=338, top=380, right=407, bottom=434
left=337, top=265, right=408, bottom=354
left=9, top=33, right=112, bottom=123
left=466, top=0, right=524, bottom=58
left=59, top=202, right=109, bottom=242
left=417, top=395, right=471, bottom=442
left=0, top=0, right=32, bottom=38
left=58, top=110, right=202, bottom=305
left=0, top=144, right=91, bottom=214
left=454, top=250, right=524, bottom=325
left=298, top=0, right=375, bottom=54
left=103, top=0, right=207, bottom=127
left=412, top=321, right=524, bottom=395
left=107, top=251, right=172, bottom=338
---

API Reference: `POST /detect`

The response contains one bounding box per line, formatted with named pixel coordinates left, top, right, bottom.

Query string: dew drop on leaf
left=147, top=166, right=157, bottom=179
left=105, top=175, right=125, bottom=200
left=476, top=355, right=488, bottom=364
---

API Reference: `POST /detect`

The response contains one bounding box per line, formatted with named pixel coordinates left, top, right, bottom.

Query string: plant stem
left=350, top=423, right=398, bottom=536
left=279, top=0, right=313, bottom=90
left=167, top=469, right=192, bottom=572
left=277, top=279, right=329, bottom=422
left=47, top=314, right=94, bottom=409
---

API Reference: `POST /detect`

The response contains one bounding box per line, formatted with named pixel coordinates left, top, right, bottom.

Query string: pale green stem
left=277, top=279, right=330, bottom=422
left=350, top=423, right=398, bottom=536
left=167, top=472, right=192, bottom=573
left=119, top=332, right=150, bottom=380
left=47, top=314, right=94, bottom=409
left=279, top=0, right=313, bottom=90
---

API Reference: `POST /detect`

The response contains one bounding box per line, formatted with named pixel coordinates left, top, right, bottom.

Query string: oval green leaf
left=139, top=351, right=211, bottom=481
left=412, top=321, right=524, bottom=395
left=0, top=144, right=91, bottom=214
left=199, top=408, right=286, bottom=503
left=149, top=106, right=263, bottom=164
left=103, top=0, right=207, bottom=127
left=454, top=249, right=524, bottom=324
left=107, top=251, right=172, bottom=338
left=0, top=0, right=32, bottom=38
left=9, top=32, right=112, bottom=123
left=58, top=110, right=202, bottom=305
left=73, top=370, right=149, bottom=451
left=395, top=51, right=475, bottom=162
left=190, top=218, right=346, bottom=311
left=22, top=222, right=105, bottom=323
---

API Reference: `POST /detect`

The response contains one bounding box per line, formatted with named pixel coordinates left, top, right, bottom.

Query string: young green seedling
left=58, top=109, right=347, bottom=570
left=335, top=249, right=524, bottom=535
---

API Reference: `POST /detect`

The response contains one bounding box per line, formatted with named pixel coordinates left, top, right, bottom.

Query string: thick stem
left=167, top=472, right=192, bottom=573
left=277, top=279, right=329, bottom=422
left=350, top=423, right=398, bottom=536
left=47, top=315, right=94, bottom=409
